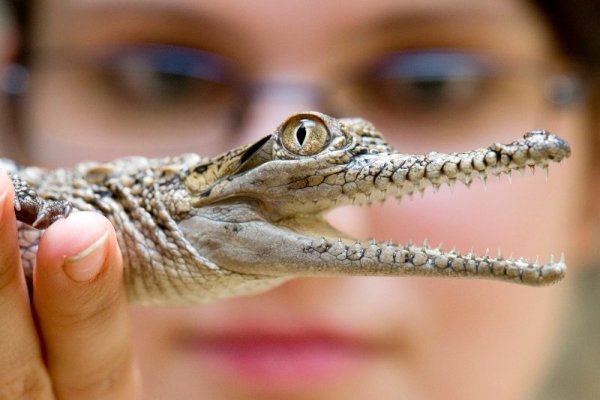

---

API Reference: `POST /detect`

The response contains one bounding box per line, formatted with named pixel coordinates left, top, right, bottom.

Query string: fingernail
left=63, top=231, right=109, bottom=282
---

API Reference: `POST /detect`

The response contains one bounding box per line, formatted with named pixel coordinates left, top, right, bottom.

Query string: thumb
left=34, top=211, right=140, bottom=399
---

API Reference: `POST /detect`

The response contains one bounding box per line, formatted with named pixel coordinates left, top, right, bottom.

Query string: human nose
left=235, top=81, right=374, bottom=238
left=234, top=81, right=326, bottom=144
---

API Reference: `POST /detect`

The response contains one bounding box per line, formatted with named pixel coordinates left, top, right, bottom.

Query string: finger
left=0, top=172, right=53, bottom=398
left=34, top=211, right=140, bottom=399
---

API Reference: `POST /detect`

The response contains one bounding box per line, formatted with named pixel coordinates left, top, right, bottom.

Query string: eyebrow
left=345, top=4, right=547, bottom=59
left=70, top=1, right=222, bottom=23
left=365, top=7, right=522, bottom=37
left=67, top=2, right=243, bottom=47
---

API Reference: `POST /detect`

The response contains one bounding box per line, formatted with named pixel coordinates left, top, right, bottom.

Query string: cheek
left=128, top=307, right=212, bottom=399
left=357, top=137, right=582, bottom=398
left=25, top=74, right=233, bottom=166
left=413, top=279, right=571, bottom=400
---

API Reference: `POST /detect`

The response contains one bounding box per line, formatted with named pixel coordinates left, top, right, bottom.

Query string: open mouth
left=183, top=130, right=570, bottom=285
left=176, top=112, right=571, bottom=305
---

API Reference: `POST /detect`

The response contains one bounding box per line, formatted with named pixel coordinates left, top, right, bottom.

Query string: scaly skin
left=2, top=112, right=571, bottom=306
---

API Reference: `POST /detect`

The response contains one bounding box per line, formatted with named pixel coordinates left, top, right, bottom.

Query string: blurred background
left=0, top=1, right=599, bottom=399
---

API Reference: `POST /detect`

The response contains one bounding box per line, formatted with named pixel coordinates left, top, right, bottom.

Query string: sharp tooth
left=535, top=256, right=540, bottom=265
left=529, top=165, right=536, bottom=175
left=506, top=171, right=512, bottom=184
left=518, top=167, right=526, bottom=177
left=497, top=248, right=503, bottom=259
left=484, top=248, right=490, bottom=257
left=467, top=247, right=476, bottom=258
left=448, top=179, right=456, bottom=192
left=464, top=175, right=473, bottom=187
left=560, top=252, right=565, bottom=263
left=423, top=238, right=429, bottom=248
left=543, top=165, right=550, bottom=181
left=480, top=174, right=488, bottom=190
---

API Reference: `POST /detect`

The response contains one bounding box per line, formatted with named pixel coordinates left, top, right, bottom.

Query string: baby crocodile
left=2, top=112, right=571, bottom=306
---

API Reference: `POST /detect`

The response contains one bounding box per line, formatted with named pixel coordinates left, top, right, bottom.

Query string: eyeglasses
left=2, top=44, right=582, bottom=154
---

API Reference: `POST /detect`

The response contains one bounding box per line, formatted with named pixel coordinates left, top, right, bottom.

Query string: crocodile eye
left=281, top=115, right=330, bottom=156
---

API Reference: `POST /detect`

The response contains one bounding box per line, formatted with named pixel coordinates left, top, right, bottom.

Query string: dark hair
left=534, top=0, right=600, bottom=74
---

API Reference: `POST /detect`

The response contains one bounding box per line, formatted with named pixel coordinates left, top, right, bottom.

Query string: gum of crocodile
left=2, top=112, right=571, bottom=306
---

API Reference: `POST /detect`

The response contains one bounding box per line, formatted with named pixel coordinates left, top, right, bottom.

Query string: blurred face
left=23, top=0, right=594, bottom=399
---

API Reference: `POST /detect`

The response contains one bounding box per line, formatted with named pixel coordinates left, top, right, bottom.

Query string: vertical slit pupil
left=296, top=125, right=307, bottom=146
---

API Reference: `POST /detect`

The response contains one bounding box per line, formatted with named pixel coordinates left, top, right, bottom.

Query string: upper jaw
left=205, top=129, right=571, bottom=218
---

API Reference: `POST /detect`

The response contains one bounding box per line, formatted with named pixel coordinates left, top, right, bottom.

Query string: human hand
left=0, top=172, right=140, bottom=399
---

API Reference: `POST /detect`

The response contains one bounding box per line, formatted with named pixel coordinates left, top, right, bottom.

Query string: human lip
left=181, top=326, right=374, bottom=389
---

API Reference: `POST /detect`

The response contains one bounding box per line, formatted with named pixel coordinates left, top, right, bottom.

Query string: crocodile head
left=175, top=111, right=571, bottom=303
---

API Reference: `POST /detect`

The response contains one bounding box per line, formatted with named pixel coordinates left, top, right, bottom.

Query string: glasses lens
left=333, top=50, right=549, bottom=151
left=25, top=44, right=241, bottom=162
left=97, top=45, right=234, bottom=107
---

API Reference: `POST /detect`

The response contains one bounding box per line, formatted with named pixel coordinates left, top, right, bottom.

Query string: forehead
left=35, top=0, right=553, bottom=58
left=49, top=0, right=534, bottom=19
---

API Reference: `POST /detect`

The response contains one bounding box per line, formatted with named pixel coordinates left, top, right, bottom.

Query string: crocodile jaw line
left=180, top=127, right=570, bottom=288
